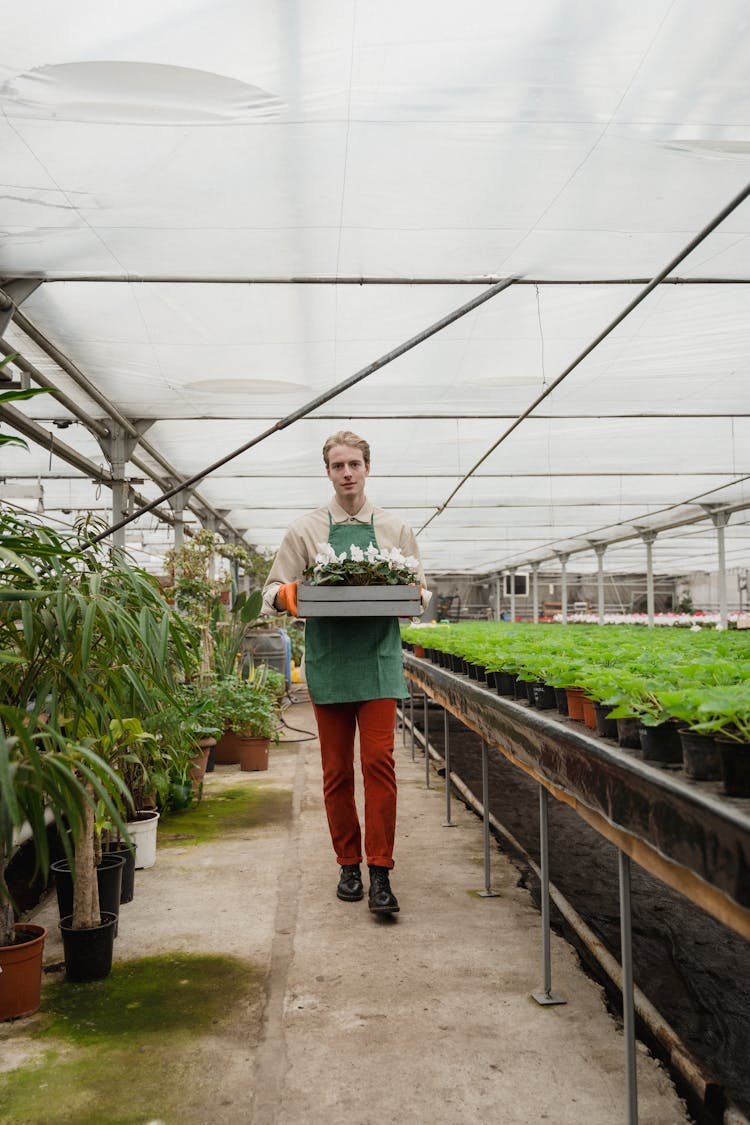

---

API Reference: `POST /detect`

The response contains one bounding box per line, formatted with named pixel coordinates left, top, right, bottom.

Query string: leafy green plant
left=210, top=588, right=263, bottom=678
left=400, top=620, right=750, bottom=738
left=212, top=673, right=279, bottom=741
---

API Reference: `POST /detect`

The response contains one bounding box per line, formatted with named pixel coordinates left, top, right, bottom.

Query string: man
left=262, top=431, right=429, bottom=916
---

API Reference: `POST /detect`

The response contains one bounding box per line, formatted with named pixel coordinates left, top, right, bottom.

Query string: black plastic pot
left=717, top=738, right=750, bottom=797
left=59, top=912, right=117, bottom=982
left=639, top=722, right=683, bottom=765
left=467, top=662, right=479, bottom=681
left=51, top=853, right=124, bottom=934
left=679, top=730, right=721, bottom=781
left=532, top=683, right=557, bottom=710
left=495, top=671, right=516, bottom=697
left=616, top=718, right=641, bottom=750
left=103, top=841, right=136, bottom=904
left=516, top=679, right=535, bottom=705
left=554, top=687, right=569, bottom=715
left=594, top=703, right=618, bottom=741
left=450, top=654, right=464, bottom=674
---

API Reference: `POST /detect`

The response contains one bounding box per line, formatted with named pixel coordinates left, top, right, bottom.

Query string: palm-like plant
left=0, top=512, right=196, bottom=930
left=0, top=715, right=129, bottom=947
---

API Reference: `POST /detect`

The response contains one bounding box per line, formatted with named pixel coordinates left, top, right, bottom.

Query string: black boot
left=368, top=865, right=399, bottom=914
left=337, top=863, right=363, bottom=902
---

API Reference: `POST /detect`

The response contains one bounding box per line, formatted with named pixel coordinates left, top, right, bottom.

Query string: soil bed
left=414, top=703, right=750, bottom=1124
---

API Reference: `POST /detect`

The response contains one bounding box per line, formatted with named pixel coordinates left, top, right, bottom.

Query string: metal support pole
left=557, top=553, right=569, bottom=623
left=619, top=851, right=639, bottom=1125
left=494, top=574, right=502, bottom=621
left=531, top=563, right=540, bottom=624
left=409, top=683, right=415, bottom=761
left=638, top=531, right=657, bottom=626
left=703, top=507, right=731, bottom=628
left=509, top=567, right=517, bottom=622
left=442, top=708, right=456, bottom=827
left=424, top=692, right=431, bottom=788
left=96, top=424, right=139, bottom=551
left=170, top=490, right=186, bottom=552
left=531, top=787, right=566, bottom=1006
left=478, top=741, right=500, bottom=898
left=594, top=543, right=606, bottom=625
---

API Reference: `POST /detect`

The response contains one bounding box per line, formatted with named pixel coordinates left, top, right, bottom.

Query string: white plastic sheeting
left=1, top=1, right=749, bottom=577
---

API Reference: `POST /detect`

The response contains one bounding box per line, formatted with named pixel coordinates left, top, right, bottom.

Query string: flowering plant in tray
left=303, top=542, right=420, bottom=586
left=299, top=544, right=421, bottom=617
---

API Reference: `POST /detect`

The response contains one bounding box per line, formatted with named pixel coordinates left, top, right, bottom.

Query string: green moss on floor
left=159, top=781, right=292, bottom=847
left=0, top=954, right=263, bottom=1125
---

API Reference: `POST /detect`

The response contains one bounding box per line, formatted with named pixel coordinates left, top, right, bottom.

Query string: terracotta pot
left=582, top=696, right=598, bottom=730
left=214, top=731, right=240, bottom=765
left=413, top=645, right=425, bottom=658
left=217, top=731, right=270, bottom=771
left=566, top=688, right=585, bottom=721
left=189, top=739, right=214, bottom=783
left=0, top=923, right=47, bottom=1021
left=236, top=736, right=270, bottom=772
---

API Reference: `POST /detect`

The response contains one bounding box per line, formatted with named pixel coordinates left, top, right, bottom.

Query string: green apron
left=304, top=514, right=407, bottom=704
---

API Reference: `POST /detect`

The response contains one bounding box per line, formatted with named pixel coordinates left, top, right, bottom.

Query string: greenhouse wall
left=681, top=569, right=748, bottom=615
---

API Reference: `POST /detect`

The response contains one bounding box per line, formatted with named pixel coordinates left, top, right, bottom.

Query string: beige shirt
left=262, top=497, right=431, bottom=615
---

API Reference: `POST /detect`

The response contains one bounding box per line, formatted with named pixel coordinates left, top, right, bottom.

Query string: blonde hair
left=322, top=430, right=371, bottom=468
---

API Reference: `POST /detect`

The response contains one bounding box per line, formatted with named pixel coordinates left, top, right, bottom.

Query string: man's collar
left=329, top=497, right=373, bottom=523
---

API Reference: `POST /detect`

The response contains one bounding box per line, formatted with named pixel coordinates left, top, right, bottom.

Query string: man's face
left=326, top=444, right=370, bottom=507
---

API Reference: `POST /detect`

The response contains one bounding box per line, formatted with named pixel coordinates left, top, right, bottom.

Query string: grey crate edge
left=298, top=583, right=421, bottom=617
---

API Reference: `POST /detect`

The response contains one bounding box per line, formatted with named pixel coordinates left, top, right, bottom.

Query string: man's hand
left=275, top=580, right=299, bottom=616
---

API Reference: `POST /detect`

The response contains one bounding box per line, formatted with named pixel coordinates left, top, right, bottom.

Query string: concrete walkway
left=25, top=697, right=690, bottom=1125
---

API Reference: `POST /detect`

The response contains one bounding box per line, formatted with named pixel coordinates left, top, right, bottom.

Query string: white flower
left=386, top=547, right=406, bottom=568
left=366, top=543, right=379, bottom=563
left=315, top=542, right=338, bottom=565
left=349, top=544, right=365, bottom=562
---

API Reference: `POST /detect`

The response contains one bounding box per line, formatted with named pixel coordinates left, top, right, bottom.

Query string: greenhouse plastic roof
left=1, top=1, right=749, bottom=578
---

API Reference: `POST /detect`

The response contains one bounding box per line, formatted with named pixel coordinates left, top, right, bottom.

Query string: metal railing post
left=478, top=741, right=500, bottom=898
left=531, top=786, right=566, bottom=1006
left=443, top=707, right=456, bottom=827
left=409, top=682, right=415, bottom=761
left=619, top=851, right=639, bottom=1125
left=424, top=692, right=431, bottom=788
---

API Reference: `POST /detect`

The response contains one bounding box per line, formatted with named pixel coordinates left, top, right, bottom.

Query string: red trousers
left=312, top=698, right=398, bottom=869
